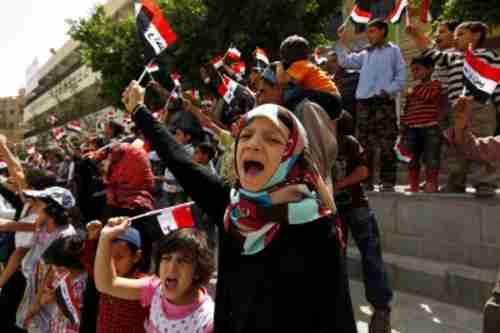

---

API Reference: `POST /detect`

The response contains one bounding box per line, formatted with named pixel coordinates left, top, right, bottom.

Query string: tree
left=68, top=0, right=341, bottom=107
left=439, top=0, right=500, bottom=27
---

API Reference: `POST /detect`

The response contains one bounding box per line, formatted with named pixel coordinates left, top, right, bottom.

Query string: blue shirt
left=335, top=42, right=406, bottom=99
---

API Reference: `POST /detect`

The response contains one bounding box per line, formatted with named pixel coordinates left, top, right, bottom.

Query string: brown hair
left=458, top=21, right=489, bottom=47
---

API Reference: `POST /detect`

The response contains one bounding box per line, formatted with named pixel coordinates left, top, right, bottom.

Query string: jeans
left=338, top=205, right=393, bottom=310
left=407, top=125, right=442, bottom=171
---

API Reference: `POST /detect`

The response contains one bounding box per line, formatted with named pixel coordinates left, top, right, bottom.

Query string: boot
left=424, top=169, right=439, bottom=193
left=406, top=169, right=419, bottom=193
left=483, top=292, right=500, bottom=333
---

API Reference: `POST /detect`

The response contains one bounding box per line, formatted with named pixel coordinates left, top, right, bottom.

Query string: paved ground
left=350, top=280, right=484, bottom=333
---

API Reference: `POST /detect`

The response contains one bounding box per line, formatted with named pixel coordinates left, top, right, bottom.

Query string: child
left=193, top=142, right=217, bottom=174
left=400, top=56, right=442, bottom=192
left=79, top=221, right=149, bottom=333
left=95, top=218, right=215, bottom=333
left=26, top=235, right=88, bottom=333
left=278, top=35, right=340, bottom=96
left=332, top=111, right=393, bottom=332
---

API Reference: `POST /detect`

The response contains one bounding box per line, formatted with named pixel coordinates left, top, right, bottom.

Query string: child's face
left=158, top=250, right=198, bottom=305
left=411, top=64, right=433, bottom=81
left=454, top=27, right=476, bottom=51
left=175, top=129, right=192, bottom=145
left=236, top=117, right=289, bottom=192
left=111, top=240, right=141, bottom=277
left=193, top=148, right=210, bottom=165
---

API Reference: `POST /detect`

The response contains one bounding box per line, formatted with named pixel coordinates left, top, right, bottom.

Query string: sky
left=0, top=0, right=105, bottom=97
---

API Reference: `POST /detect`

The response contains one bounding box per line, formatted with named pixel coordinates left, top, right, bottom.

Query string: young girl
left=80, top=221, right=149, bottom=333
left=122, top=81, right=357, bottom=332
left=26, top=235, right=88, bottom=333
left=95, top=220, right=215, bottom=333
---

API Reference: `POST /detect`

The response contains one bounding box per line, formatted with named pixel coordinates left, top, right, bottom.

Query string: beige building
left=23, top=0, right=133, bottom=138
left=0, top=89, right=26, bottom=143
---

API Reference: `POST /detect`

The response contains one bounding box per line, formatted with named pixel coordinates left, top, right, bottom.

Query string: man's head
left=256, top=63, right=283, bottom=106
left=410, top=55, right=434, bottom=81
left=193, top=143, right=216, bottom=165
left=174, top=128, right=193, bottom=145
left=435, top=21, right=460, bottom=50
left=367, top=19, right=388, bottom=46
left=325, top=51, right=339, bottom=75
left=455, top=21, right=489, bottom=51
left=280, top=35, right=311, bottom=69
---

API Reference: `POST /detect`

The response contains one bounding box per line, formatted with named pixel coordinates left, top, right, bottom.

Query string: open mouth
left=165, top=278, right=179, bottom=289
left=243, top=160, right=264, bottom=177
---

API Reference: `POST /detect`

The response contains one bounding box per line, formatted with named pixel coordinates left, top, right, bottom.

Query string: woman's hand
left=86, top=220, right=103, bottom=240
left=101, top=217, right=130, bottom=240
left=122, top=81, right=145, bottom=114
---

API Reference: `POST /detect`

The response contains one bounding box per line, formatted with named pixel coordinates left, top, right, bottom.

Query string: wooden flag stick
left=137, top=58, right=156, bottom=84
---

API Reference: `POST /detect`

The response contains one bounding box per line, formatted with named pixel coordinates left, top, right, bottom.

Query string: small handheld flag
left=217, top=75, right=239, bottom=104
left=463, top=48, right=500, bottom=104
left=253, top=48, right=270, bottom=66
left=394, top=135, right=413, bottom=163
left=386, top=0, right=409, bottom=24
left=350, top=4, right=372, bottom=24
left=146, top=63, right=159, bottom=73
left=227, top=47, right=241, bottom=61
left=66, top=120, right=82, bottom=133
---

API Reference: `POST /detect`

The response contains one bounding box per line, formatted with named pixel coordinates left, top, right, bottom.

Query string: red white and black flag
left=156, top=202, right=196, bottom=235
left=463, top=48, right=500, bottom=103
left=52, top=127, right=66, bottom=141
left=350, top=4, right=372, bottom=24
left=218, top=75, right=239, bottom=104
left=146, top=63, right=160, bottom=73
left=54, top=276, right=81, bottom=325
left=170, top=72, right=181, bottom=87
left=386, top=0, right=408, bottom=24
left=135, top=0, right=177, bottom=60
left=253, top=48, right=270, bottom=66
left=66, top=120, right=82, bottom=133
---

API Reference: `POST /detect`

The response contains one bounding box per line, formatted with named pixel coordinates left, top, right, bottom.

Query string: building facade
left=23, top=0, right=132, bottom=138
left=0, top=89, right=26, bottom=143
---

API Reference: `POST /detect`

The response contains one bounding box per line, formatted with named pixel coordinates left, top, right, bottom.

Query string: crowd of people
left=0, top=17, right=499, bottom=333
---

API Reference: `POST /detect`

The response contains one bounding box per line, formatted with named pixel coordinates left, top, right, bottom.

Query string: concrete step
left=347, top=247, right=497, bottom=312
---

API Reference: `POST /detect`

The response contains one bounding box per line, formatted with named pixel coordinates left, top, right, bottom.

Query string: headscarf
left=224, top=104, right=333, bottom=255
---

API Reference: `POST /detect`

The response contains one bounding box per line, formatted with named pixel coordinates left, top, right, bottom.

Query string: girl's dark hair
left=368, top=19, right=389, bottom=38
left=154, top=229, right=214, bottom=288
left=25, top=169, right=58, bottom=190
left=108, top=121, right=125, bottom=138
left=43, top=200, right=71, bottom=227
left=458, top=21, right=489, bottom=47
left=42, top=235, right=85, bottom=270
left=196, top=142, right=216, bottom=161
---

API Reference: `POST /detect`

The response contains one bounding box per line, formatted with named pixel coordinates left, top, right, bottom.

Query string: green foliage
left=68, top=0, right=341, bottom=107
left=439, top=0, right=500, bottom=27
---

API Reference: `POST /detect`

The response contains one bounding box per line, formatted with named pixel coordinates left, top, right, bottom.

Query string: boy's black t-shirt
left=333, top=135, right=369, bottom=208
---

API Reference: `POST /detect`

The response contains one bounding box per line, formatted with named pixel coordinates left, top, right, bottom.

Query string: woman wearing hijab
left=121, top=81, right=357, bottom=333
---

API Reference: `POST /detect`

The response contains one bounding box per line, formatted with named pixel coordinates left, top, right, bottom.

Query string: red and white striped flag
left=135, top=0, right=177, bottom=58
left=386, top=0, right=409, bottom=24
left=231, top=61, right=246, bottom=77
left=394, top=135, right=413, bottom=163
left=217, top=75, right=239, bottom=104
left=146, top=63, right=159, bottom=73
left=54, top=276, right=81, bottom=325
left=463, top=48, right=500, bottom=103
left=156, top=202, right=196, bottom=235
left=66, top=120, right=82, bottom=133
left=52, top=127, right=66, bottom=141
left=350, top=4, right=372, bottom=24
left=253, top=47, right=270, bottom=66
left=170, top=72, right=181, bottom=87
left=227, top=47, right=241, bottom=61
left=211, top=55, right=225, bottom=70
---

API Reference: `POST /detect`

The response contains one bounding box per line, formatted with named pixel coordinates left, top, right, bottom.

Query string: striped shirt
left=423, top=48, right=500, bottom=109
left=401, top=80, right=442, bottom=126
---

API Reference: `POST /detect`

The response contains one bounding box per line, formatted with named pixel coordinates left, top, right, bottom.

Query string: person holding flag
left=120, top=81, right=357, bottom=332
left=406, top=20, right=500, bottom=197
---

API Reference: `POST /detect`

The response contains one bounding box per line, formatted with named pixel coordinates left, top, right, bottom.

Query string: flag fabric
left=52, top=127, right=66, bottom=141
left=419, top=0, right=432, bottom=24
left=227, top=47, right=241, bottom=61
left=350, top=4, right=372, bottom=24
left=135, top=0, right=177, bottom=59
left=0, top=160, right=7, bottom=170
left=253, top=48, right=270, bottom=66
left=394, top=135, right=413, bottom=163
left=231, top=61, right=246, bottom=77
left=463, top=48, right=500, bottom=104
left=386, top=0, right=408, bottom=24
left=54, top=276, right=81, bottom=325
left=66, top=120, right=82, bottom=133
left=156, top=202, right=196, bottom=235
left=211, top=55, right=225, bottom=70
left=217, top=75, right=239, bottom=104
left=146, top=63, right=159, bottom=73
left=187, top=89, right=200, bottom=101
left=170, top=72, right=181, bottom=87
